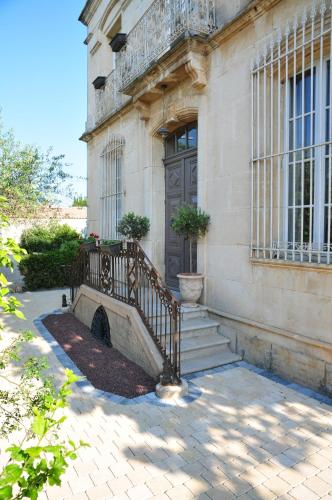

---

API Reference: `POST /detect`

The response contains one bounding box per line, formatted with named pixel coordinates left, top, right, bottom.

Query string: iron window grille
left=100, top=136, right=125, bottom=240
left=251, top=1, right=332, bottom=265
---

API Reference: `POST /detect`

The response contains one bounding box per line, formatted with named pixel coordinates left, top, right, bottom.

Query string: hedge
left=20, top=222, right=80, bottom=253
left=19, top=240, right=80, bottom=290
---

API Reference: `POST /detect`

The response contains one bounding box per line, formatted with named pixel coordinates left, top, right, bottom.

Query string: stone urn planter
left=177, top=273, right=204, bottom=308
left=171, top=205, right=210, bottom=307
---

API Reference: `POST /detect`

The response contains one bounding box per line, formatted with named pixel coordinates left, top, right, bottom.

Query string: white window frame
left=100, top=136, right=125, bottom=240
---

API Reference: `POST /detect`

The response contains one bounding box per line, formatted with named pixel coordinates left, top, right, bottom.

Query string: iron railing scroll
left=70, top=241, right=181, bottom=384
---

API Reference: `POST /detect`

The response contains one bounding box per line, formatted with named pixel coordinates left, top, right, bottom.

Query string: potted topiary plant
left=117, top=211, right=150, bottom=241
left=171, top=205, right=210, bottom=307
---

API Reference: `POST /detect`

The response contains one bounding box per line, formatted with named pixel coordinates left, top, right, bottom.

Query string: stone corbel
left=184, top=52, right=207, bottom=90
left=134, top=100, right=151, bottom=121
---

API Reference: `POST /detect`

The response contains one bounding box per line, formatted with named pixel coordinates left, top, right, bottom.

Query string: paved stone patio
left=2, top=290, right=332, bottom=500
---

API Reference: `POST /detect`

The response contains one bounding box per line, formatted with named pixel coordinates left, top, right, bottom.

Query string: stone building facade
left=79, top=0, right=332, bottom=392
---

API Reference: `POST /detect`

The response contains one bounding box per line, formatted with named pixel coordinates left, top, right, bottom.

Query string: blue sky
left=0, top=0, right=87, bottom=204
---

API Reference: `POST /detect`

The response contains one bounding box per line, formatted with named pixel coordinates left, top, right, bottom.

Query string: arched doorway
left=164, top=122, right=198, bottom=289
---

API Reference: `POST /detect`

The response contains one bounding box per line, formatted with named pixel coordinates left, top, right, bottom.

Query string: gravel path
left=42, top=313, right=156, bottom=398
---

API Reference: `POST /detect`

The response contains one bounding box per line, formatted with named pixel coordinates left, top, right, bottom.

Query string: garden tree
left=117, top=212, right=150, bottom=241
left=0, top=119, right=73, bottom=218
left=0, top=197, right=86, bottom=499
left=171, top=205, right=210, bottom=273
left=72, top=195, right=87, bottom=207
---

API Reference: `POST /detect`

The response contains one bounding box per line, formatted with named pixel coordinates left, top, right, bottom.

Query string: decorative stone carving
left=184, top=53, right=207, bottom=90
left=134, top=100, right=151, bottom=121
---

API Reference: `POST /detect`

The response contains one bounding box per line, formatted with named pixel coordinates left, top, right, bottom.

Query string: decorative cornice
left=79, top=0, right=102, bottom=26
left=211, top=0, right=283, bottom=47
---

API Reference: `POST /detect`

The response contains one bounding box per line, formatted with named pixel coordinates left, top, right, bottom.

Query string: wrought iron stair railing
left=70, top=241, right=181, bottom=384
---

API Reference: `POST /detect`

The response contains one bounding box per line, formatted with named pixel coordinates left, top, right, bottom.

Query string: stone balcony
left=84, top=0, right=217, bottom=136
left=117, top=0, right=217, bottom=93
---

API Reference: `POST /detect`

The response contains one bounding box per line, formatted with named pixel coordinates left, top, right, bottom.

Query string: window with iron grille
left=100, top=136, right=125, bottom=239
left=251, top=2, right=332, bottom=264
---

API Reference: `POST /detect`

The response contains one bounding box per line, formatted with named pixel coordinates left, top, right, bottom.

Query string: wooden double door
left=165, top=149, right=198, bottom=289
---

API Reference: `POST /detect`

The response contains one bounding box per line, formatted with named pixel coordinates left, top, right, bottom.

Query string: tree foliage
left=72, top=195, right=87, bottom=207
left=0, top=119, right=72, bottom=218
left=0, top=196, right=87, bottom=499
left=117, top=212, right=150, bottom=241
left=171, top=205, right=210, bottom=273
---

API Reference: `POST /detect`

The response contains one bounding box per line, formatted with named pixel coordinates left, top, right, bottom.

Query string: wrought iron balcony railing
left=88, top=0, right=217, bottom=130
left=95, top=70, right=131, bottom=126
left=117, top=0, right=217, bottom=91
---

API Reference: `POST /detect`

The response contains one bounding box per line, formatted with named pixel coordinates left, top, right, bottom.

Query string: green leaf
left=32, top=414, right=46, bottom=437
left=0, top=464, right=22, bottom=485
left=0, top=485, right=12, bottom=500
left=13, top=310, right=25, bottom=320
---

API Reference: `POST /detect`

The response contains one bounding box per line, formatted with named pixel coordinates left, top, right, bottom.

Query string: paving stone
left=317, top=470, right=332, bottom=487
left=201, top=469, right=228, bottom=487
left=304, top=476, right=332, bottom=496
left=107, top=475, right=133, bottom=496
left=90, top=470, right=114, bottom=486
left=262, top=476, right=291, bottom=496
left=306, top=453, right=331, bottom=470
left=146, top=476, right=173, bottom=496
left=184, top=476, right=211, bottom=495
left=69, top=476, right=94, bottom=495
left=127, top=484, right=153, bottom=500
left=247, top=484, right=276, bottom=499
left=223, top=477, right=253, bottom=496
left=164, top=469, right=191, bottom=487
left=288, top=484, right=320, bottom=499
left=278, top=468, right=305, bottom=486
left=86, top=483, right=112, bottom=499
left=240, top=468, right=266, bottom=487
left=46, top=482, right=73, bottom=500
left=165, top=484, right=194, bottom=499
left=205, top=484, right=235, bottom=499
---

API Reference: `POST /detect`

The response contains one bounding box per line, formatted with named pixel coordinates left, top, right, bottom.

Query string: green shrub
left=117, top=212, right=150, bottom=241
left=19, top=241, right=80, bottom=290
left=21, top=222, right=80, bottom=253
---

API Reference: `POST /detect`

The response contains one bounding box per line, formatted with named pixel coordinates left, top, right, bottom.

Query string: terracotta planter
left=177, top=273, right=204, bottom=308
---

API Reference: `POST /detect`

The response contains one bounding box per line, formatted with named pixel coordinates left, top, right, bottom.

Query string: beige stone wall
left=73, top=285, right=164, bottom=379
left=83, top=0, right=332, bottom=388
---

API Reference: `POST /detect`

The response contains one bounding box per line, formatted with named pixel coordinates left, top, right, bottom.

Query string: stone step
left=181, top=351, right=242, bottom=375
left=167, top=334, right=230, bottom=361
left=156, top=317, right=220, bottom=338
left=180, top=305, right=209, bottom=321
left=181, top=318, right=220, bottom=338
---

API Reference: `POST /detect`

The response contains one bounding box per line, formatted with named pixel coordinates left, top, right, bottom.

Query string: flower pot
left=80, top=241, right=96, bottom=251
left=177, top=273, right=204, bottom=308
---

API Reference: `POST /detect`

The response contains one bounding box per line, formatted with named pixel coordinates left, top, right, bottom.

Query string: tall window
left=100, top=136, right=124, bottom=239
left=251, top=3, right=332, bottom=264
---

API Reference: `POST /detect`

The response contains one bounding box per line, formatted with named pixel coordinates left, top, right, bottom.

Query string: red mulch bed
left=42, top=313, right=156, bottom=398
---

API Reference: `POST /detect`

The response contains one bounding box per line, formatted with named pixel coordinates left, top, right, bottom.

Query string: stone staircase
left=169, top=304, right=241, bottom=375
